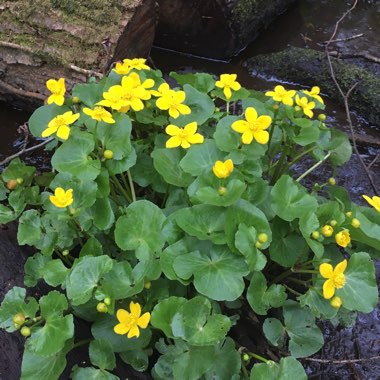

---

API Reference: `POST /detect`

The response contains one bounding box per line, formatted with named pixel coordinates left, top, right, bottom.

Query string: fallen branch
left=325, top=0, right=379, bottom=195
left=303, top=355, right=380, bottom=364
left=68, top=64, right=103, bottom=79
left=0, top=79, right=45, bottom=101
left=320, top=33, right=364, bottom=45
left=328, top=51, right=380, bottom=64
left=0, top=138, right=54, bottom=167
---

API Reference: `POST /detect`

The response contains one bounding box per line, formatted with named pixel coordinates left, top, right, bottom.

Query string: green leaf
left=17, top=210, right=41, bottom=246
left=327, top=128, right=352, bottom=165
left=350, top=210, right=380, bottom=252
left=80, top=237, right=103, bottom=257
left=299, top=288, right=337, bottom=319
left=0, top=287, right=38, bottom=332
left=73, top=81, right=104, bottom=107
left=26, top=291, right=73, bottom=356
left=283, top=300, right=324, bottom=358
left=152, top=148, right=193, bottom=187
left=0, top=204, right=15, bottom=224
left=89, top=339, right=116, bottom=370
left=24, top=253, right=51, bottom=287
left=179, top=139, right=222, bottom=176
left=21, top=346, right=67, bottom=380
left=119, top=349, right=149, bottom=372
left=213, top=115, right=240, bottom=152
left=66, top=256, right=113, bottom=306
left=151, top=296, right=187, bottom=338
left=247, top=273, right=287, bottom=315
left=250, top=357, right=307, bottom=380
left=292, top=125, right=320, bottom=146
left=51, top=131, right=101, bottom=180
left=174, top=84, right=215, bottom=125
left=28, top=104, right=71, bottom=138
left=263, top=318, right=286, bottom=347
left=196, top=179, right=247, bottom=207
left=91, top=314, right=151, bottom=353
left=173, top=204, right=226, bottom=244
left=235, top=224, right=267, bottom=271
left=2, top=158, right=36, bottom=185
left=105, top=147, right=137, bottom=176
left=271, top=175, right=318, bottom=221
left=91, top=197, right=115, bottom=230
left=173, top=245, right=249, bottom=301
left=71, top=366, right=119, bottom=380
left=114, top=200, right=166, bottom=260
left=225, top=199, right=271, bottom=254
left=170, top=72, right=215, bottom=93
left=337, top=252, right=378, bottom=313
left=43, top=260, right=69, bottom=287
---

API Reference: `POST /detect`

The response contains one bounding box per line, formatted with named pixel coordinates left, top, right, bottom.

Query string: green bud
left=346, top=211, right=353, bottom=218
left=218, top=186, right=227, bottom=196
left=255, top=241, right=262, bottom=249
left=62, top=249, right=69, bottom=256
left=20, top=326, right=31, bottom=337
left=294, top=105, right=302, bottom=112
left=351, top=218, right=360, bottom=228
left=330, top=219, right=337, bottom=227
left=96, top=302, right=108, bottom=313
left=318, top=114, right=326, bottom=122
left=328, top=177, right=336, bottom=186
left=243, top=353, right=250, bottom=361
left=312, top=231, right=320, bottom=240
left=258, top=233, right=268, bottom=244
left=272, top=104, right=279, bottom=110
left=144, top=281, right=152, bottom=289
left=16, top=177, right=24, bottom=185
left=13, top=313, right=25, bottom=325
left=103, top=150, right=113, bottom=159
left=103, top=297, right=111, bottom=306
left=72, top=96, right=80, bottom=103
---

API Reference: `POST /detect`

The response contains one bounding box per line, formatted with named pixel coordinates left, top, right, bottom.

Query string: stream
left=1, top=0, right=379, bottom=379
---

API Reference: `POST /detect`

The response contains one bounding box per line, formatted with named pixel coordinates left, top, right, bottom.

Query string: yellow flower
left=213, top=159, right=234, bottom=178
left=335, top=230, right=351, bottom=248
left=321, top=225, right=334, bottom=237
left=231, top=107, right=272, bottom=144
left=46, top=78, right=66, bottom=106
left=114, top=58, right=150, bottom=75
left=97, top=86, right=126, bottom=111
left=151, top=82, right=175, bottom=98
left=215, top=74, right=241, bottom=100
left=49, top=187, right=73, bottom=208
left=114, top=301, right=150, bottom=338
left=165, top=122, right=204, bottom=149
left=83, top=106, right=115, bottom=124
left=319, top=259, right=347, bottom=299
left=265, top=85, right=296, bottom=106
left=303, top=86, right=324, bottom=104
left=362, top=195, right=380, bottom=212
left=330, top=296, right=343, bottom=309
left=156, top=90, right=191, bottom=119
left=42, top=111, right=80, bottom=140
left=295, top=95, right=315, bottom=118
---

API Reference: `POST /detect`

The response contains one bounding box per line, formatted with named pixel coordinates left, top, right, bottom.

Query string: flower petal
left=127, top=325, right=140, bottom=338
left=129, top=301, right=141, bottom=318
left=187, top=133, right=204, bottom=145
left=114, top=323, right=130, bottom=335
left=184, top=122, right=197, bottom=135
left=255, top=115, right=272, bottom=130
left=223, top=87, right=232, bottom=100
left=323, top=279, right=335, bottom=299
left=116, top=309, right=130, bottom=323
left=137, top=312, right=151, bottom=328
left=319, top=263, right=333, bottom=279
left=334, top=259, right=347, bottom=275
left=166, top=136, right=182, bottom=148
left=241, top=131, right=254, bottom=145
left=231, top=120, right=249, bottom=133
left=56, top=125, right=70, bottom=140
left=253, top=130, right=269, bottom=144
left=245, top=107, right=258, bottom=123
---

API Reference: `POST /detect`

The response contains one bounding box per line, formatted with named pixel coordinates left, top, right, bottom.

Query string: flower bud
left=294, top=105, right=302, bottom=112
left=351, top=218, right=360, bottom=228
left=328, top=177, right=336, bottom=186
left=144, top=281, right=152, bottom=290
left=318, top=114, right=326, bottom=122
left=321, top=225, right=334, bottom=237
left=243, top=353, right=250, bottom=361
left=96, top=302, right=108, bottom=313
left=103, top=297, right=111, bottom=306
left=258, top=233, right=268, bottom=244
left=16, top=177, right=24, bottom=185
left=272, top=104, right=279, bottom=110
left=218, top=186, right=227, bottom=196
left=20, top=326, right=31, bottom=337
left=13, top=313, right=25, bottom=326
left=330, top=220, right=337, bottom=227
left=345, top=211, right=352, bottom=218
left=255, top=241, right=262, bottom=249
left=103, top=150, right=113, bottom=159
left=335, top=230, right=351, bottom=248
left=62, top=249, right=69, bottom=256
left=72, top=96, right=80, bottom=103
left=311, top=231, right=320, bottom=240
left=330, top=296, right=342, bottom=309
left=6, top=179, right=18, bottom=190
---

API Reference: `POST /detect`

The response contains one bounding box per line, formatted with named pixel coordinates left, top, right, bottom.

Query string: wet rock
left=154, top=0, right=297, bottom=60
left=244, top=47, right=380, bottom=127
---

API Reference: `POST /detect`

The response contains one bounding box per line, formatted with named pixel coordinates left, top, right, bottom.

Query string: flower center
left=333, top=273, right=346, bottom=288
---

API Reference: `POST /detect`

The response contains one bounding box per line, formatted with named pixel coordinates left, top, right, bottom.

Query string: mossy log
left=0, top=0, right=156, bottom=109
left=244, top=47, right=380, bottom=127
left=154, top=0, right=296, bottom=60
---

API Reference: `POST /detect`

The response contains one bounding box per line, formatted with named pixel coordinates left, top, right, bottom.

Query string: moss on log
left=244, top=47, right=380, bottom=126
left=0, top=0, right=156, bottom=109
left=155, top=0, right=296, bottom=60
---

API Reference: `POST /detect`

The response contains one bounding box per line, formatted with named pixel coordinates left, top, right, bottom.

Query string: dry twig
left=320, top=33, right=364, bottom=45
left=303, top=355, right=380, bottom=364
left=324, top=0, right=379, bottom=195
left=328, top=51, right=380, bottom=64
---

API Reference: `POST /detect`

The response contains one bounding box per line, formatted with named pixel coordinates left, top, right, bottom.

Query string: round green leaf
left=89, top=339, right=116, bottom=371
left=250, top=357, right=307, bottom=380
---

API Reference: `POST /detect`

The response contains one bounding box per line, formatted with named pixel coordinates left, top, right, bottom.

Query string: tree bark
left=154, top=0, right=296, bottom=60
left=0, top=0, right=156, bottom=110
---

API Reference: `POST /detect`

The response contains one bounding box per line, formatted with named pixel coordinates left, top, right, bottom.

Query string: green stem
left=286, top=277, right=310, bottom=286
left=111, top=175, right=132, bottom=203
left=296, top=152, right=331, bottom=182
left=250, top=352, right=269, bottom=363
left=293, top=269, right=318, bottom=274
left=72, top=338, right=93, bottom=349
left=285, top=146, right=316, bottom=170
left=270, top=144, right=289, bottom=185
left=226, top=101, right=230, bottom=113
left=127, top=170, right=137, bottom=202
left=284, top=284, right=303, bottom=296
left=56, top=251, right=72, bottom=267
left=242, top=360, right=249, bottom=379
left=70, top=219, right=84, bottom=247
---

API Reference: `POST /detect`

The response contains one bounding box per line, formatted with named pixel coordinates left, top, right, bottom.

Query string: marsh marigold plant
left=0, top=61, right=378, bottom=380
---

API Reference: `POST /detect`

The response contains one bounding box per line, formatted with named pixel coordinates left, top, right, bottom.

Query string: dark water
left=1, top=0, right=380, bottom=379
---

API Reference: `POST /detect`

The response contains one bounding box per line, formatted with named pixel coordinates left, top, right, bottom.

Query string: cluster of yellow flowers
left=265, top=85, right=324, bottom=119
